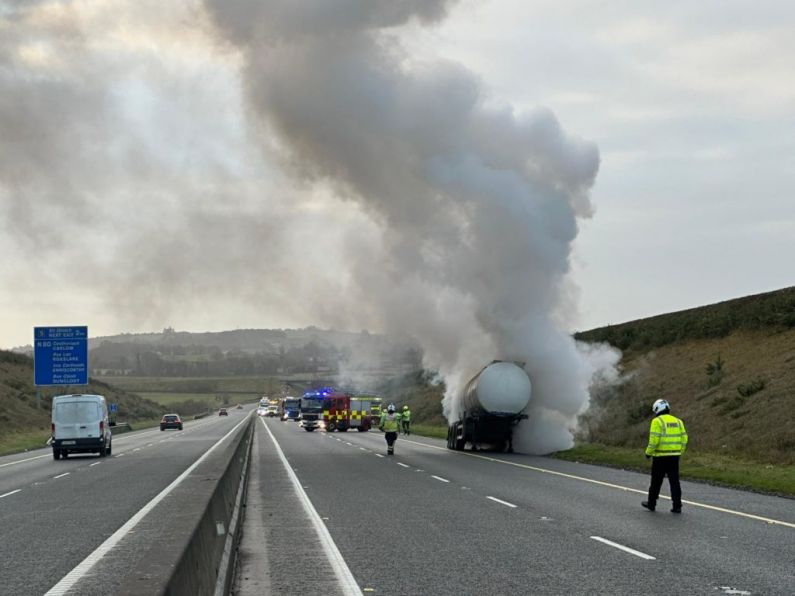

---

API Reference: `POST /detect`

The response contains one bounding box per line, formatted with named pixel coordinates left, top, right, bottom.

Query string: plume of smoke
left=203, top=0, right=621, bottom=453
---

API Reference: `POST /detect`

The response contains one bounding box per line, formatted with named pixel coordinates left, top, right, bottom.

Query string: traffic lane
left=340, top=431, right=795, bottom=594
left=386, top=432, right=795, bottom=523
left=263, top=420, right=664, bottom=596
left=0, top=417, right=221, bottom=497
left=0, top=413, right=248, bottom=596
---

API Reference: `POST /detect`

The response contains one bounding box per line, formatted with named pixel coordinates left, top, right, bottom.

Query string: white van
left=51, top=394, right=112, bottom=460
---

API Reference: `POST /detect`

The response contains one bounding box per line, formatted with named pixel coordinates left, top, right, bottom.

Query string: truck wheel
left=53, top=449, right=61, bottom=461
left=305, top=427, right=315, bottom=432
left=357, top=427, right=367, bottom=432
left=326, top=422, right=336, bottom=432
left=339, top=427, right=348, bottom=433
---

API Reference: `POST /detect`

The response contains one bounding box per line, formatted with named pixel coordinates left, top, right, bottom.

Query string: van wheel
left=99, top=443, right=107, bottom=457
left=62, top=451, right=69, bottom=458
left=53, top=449, right=61, bottom=460
left=107, top=441, right=112, bottom=456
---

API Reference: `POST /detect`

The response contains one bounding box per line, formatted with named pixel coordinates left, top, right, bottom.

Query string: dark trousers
left=385, top=431, right=397, bottom=453
left=648, top=456, right=682, bottom=509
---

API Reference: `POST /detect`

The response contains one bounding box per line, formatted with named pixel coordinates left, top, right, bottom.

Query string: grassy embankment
left=0, top=350, right=165, bottom=456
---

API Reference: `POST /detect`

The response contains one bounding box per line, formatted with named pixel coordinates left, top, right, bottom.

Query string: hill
left=576, top=287, right=795, bottom=465
left=0, top=350, right=165, bottom=454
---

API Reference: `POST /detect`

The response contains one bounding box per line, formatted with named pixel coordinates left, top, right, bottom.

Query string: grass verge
left=0, top=431, right=51, bottom=456
left=411, top=424, right=447, bottom=439
left=552, top=442, right=795, bottom=497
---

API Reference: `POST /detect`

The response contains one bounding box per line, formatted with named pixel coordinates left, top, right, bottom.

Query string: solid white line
left=590, top=536, right=656, bottom=560
left=1, top=489, right=22, bottom=499
left=259, top=419, right=363, bottom=596
left=0, top=454, right=50, bottom=468
left=53, top=473, right=70, bottom=479
left=397, top=463, right=410, bottom=468
left=44, top=416, right=250, bottom=596
left=431, top=475, right=450, bottom=483
left=89, top=462, right=101, bottom=467
left=486, top=496, right=517, bottom=508
left=396, top=438, right=795, bottom=530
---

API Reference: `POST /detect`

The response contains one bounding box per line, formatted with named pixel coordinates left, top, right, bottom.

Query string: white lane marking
left=132, top=448, right=141, bottom=452
left=260, top=418, right=363, bottom=596
left=397, top=463, right=410, bottom=468
left=487, top=496, right=517, bottom=508
left=53, top=473, right=70, bottom=479
left=359, top=448, right=368, bottom=452
left=375, top=454, right=384, bottom=458
left=345, top=442, right=353, bottom=446
left=45, top=416, right=250, bottom=596
left=1, top=489, right=22, bottom=499
left=431, top=475, right=450, bottom=483
left=114, top=454, right=125, bottom=458
left=590, top=536, right=656, bottom=560
left=147, top=443, right=153, bottom=447
left=0, top=454, right=50, bottom=468
left=397, top=438, right=795, bottom=530
left=89, top=462, right=102, bottom=467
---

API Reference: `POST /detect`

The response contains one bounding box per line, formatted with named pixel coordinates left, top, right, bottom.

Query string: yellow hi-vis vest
left=646, top=414, right=688, bottom=457
left=380, top=413, right=400, bottom=432
left=402, top=409, right=411, bottom=422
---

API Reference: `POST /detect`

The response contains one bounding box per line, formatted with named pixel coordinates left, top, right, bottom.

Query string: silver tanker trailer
left=446, top=361, right=531, bottom=452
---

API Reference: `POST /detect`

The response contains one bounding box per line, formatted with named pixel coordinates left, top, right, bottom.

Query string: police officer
left=379, top=403, right=400, bottom=455
left=401, top=405, right=411, bottom=435
left=642, top=399, right=688, bottom=513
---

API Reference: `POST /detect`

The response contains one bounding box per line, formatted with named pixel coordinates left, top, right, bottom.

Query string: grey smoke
left=203, top=0, right=620, bottom=452
left=1, top=0, right=619, bottom=453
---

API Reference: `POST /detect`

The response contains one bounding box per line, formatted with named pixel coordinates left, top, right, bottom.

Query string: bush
left=705, top=355, right=725, bottom=388
left=737, top=378, right=767, bottom=397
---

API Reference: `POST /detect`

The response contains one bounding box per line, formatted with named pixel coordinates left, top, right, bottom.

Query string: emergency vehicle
left=323, top=392, right=373, bottom=432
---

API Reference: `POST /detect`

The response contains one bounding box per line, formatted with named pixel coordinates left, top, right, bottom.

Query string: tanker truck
left=446, top=361, right=531, bottom=452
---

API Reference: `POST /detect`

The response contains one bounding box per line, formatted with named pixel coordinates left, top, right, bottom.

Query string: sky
left=1, top=0, right=794, bottom=350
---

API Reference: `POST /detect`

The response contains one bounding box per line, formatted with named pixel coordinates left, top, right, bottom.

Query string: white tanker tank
left=447, top=361, right=531, bottom=452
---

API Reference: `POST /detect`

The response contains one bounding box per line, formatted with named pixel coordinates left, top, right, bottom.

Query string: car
left=160, top=414, right=183, bottom=431
left=265, top=405, right=279, bottom=417
left=219, top=408, right=228, bottom=416
left=51, top=394, right=112, bottom=459
left=256, top=407, right=267, bottom=416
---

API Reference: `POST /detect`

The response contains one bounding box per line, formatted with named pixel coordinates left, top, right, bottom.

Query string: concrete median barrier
left=117, top=416, right=254, bottom=595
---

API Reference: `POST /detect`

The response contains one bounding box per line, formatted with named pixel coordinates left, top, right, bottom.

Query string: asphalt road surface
left=0, top=408, right=251, bottom=596
left=236, top=418, right=795, bottom=596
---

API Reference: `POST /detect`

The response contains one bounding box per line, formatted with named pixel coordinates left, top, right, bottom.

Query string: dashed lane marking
left=89, top=462, right=101, bottom=467
left=431, top=475, right=450, bottom=483
left=590, top=536, right=656, bottom=560
left=396, top=438, right=795, bottom=529
left=53, top=473, right=70, bottom=479
left=397, top=463, right=410, bottom=468
left=375, top=454, right=384, bottom=458
left=486, top=496, right=517, bottom=508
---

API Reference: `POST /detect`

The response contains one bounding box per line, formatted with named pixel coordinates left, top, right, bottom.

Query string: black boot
left=641, top=501, right=656, bottom=511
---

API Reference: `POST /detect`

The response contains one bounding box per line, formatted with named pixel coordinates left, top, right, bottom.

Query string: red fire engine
left=323, top=393, right=373, bottom=432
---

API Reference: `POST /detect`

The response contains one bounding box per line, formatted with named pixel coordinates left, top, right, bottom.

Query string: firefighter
left=401, top=405, right=411, bottom=435
left=642, top=399, right=688, bottom=513
left=379, top=403, right=400, bottom=455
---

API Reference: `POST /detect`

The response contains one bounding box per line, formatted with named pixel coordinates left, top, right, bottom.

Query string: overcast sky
left=1, top=0, right=793, bottom=349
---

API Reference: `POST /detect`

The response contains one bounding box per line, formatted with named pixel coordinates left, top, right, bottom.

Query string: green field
left=96, top=376, right=280, bottom=394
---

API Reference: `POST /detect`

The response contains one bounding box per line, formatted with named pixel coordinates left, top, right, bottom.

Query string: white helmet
left=652, top=399, right=670, bottom=415
left=387, top=403, right=395, bottom=413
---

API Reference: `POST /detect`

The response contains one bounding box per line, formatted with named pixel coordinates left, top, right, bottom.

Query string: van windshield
left=55, top=402, right=100, bottom=423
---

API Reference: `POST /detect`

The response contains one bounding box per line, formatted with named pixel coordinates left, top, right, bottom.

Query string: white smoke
left=203, top=0, right=621, bottom=453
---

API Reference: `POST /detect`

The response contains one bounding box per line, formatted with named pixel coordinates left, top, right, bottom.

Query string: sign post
left=34, top=327, right=89, bottom=391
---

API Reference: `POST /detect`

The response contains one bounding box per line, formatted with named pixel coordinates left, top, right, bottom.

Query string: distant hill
left=0, top=350, right=165, bottom=447
left=576, top=287, right=795, bottom=465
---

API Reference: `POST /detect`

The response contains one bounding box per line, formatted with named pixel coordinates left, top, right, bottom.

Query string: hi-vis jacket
left=380, top=412, right=400, bottom=433
left=402, top=408, right=411, bottom=422
left=646, top=414, right=688, bottom=457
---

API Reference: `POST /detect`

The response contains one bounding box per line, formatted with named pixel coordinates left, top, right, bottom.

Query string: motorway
left=237, top=417, right=795, bottom=596
left=0, top=408, right=251, bottom=596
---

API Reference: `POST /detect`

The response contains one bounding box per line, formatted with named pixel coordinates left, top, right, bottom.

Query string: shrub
left=706, top=354, right=725, bottom=388
left=737, top=378, right=767, bottom=397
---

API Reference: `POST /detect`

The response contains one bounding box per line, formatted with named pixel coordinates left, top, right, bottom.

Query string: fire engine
left=323, top=392, right=373, bottom=432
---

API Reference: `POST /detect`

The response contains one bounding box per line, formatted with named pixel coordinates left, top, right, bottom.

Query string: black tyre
left=357, top=427, right=367, bottom=432
left=179, top=425, right=183, bottom=430
left=107, top=441, right=112, bottom=456
left=305, top=427, right=315, bottom=432
left=53, top=449, right=61, bottom=461
left=339, top=427, right=348, bottom=433
left=326, top=422, right=336, bottom=432
left=99, top=442, right=107, bottom=457
left=160, top=427, right=165, bottom=431
left=62, top=451, right=69, bottom=458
